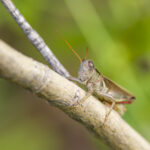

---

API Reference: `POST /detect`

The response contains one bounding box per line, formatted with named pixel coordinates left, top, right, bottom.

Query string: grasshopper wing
left=103, top=76, right=135, bottom=104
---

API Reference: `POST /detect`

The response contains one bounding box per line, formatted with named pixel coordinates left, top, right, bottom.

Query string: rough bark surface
left=0, top=40, right=150, bottom=150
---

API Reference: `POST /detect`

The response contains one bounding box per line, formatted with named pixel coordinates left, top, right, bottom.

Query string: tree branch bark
left=0, top=0, right=69, bottom=77
left=0, top=40, right=150, bottom=150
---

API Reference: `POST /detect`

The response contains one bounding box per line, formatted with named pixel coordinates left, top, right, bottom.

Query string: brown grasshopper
left=60, top=34, right=135, bottom=123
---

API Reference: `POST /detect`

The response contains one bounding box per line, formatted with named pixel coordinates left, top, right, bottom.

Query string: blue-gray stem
left=0, top=0, right=70, bottom=77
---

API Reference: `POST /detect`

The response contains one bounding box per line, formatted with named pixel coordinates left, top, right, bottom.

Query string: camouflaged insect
left=59, top=33, right=135, bottom=123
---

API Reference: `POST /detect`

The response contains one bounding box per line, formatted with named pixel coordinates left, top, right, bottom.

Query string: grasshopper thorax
left=78, top=59, right=96, bottom=83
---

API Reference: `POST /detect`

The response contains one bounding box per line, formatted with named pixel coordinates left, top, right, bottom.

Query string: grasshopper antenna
left=56, top=30, right=82, bottom=63
left=85, top=47, right=88, bottom=65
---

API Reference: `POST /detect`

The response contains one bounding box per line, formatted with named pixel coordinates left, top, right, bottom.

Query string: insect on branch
left=0, top=40, right=150, bottom=150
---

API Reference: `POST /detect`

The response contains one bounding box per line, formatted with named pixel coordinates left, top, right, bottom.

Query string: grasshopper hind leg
left=98, top=93, right=118, bottom=126
left=100, top=93, right=127, bottom=127
left=103, top=101, right=116, bottom=125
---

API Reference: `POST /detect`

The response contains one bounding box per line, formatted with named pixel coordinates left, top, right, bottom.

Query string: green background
left=0, top=0, right=150, bottom=149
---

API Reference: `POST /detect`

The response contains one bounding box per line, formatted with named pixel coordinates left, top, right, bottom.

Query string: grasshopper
left=60, top=34, right=135, bottom=123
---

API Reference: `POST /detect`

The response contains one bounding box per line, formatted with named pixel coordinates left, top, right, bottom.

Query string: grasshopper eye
left=88, top=61, right=94, bottom=68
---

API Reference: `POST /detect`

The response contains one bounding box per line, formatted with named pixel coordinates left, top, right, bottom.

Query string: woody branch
left=0, top=40, right=150, bottom=150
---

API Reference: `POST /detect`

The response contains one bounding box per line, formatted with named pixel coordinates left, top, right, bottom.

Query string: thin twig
left=0, top=40, right=150, bottom=150
left=0, top=0, right=69, bottom=77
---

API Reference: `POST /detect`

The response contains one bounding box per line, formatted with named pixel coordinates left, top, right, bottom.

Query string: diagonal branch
left=0, top=40, right=150, bottom=150
left=0, top=0, right=69, bottom=77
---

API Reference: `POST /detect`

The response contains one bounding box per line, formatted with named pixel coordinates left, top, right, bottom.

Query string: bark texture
left=0, top=40, right=150, bottom=150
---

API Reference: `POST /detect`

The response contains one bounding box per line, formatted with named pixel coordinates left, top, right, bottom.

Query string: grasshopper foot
left=69, top=92, right=92, bottom=109
left=69, top=89, right=81, bottom=108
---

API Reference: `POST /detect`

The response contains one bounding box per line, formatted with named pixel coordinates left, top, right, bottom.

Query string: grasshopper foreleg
left=70, top=90, right=93, bottom=107
left=68, top=76, right=94, bottom=107
left=67, top=76, right=83, bottom=84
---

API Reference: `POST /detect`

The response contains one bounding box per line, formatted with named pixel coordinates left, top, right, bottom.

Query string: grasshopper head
left=78, top=59, right=95, bottom=83
left=58, top=34, right=95, bottom=83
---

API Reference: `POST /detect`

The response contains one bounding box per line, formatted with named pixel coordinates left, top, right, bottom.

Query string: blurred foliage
left=0, top=0, right=150, bottom=150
